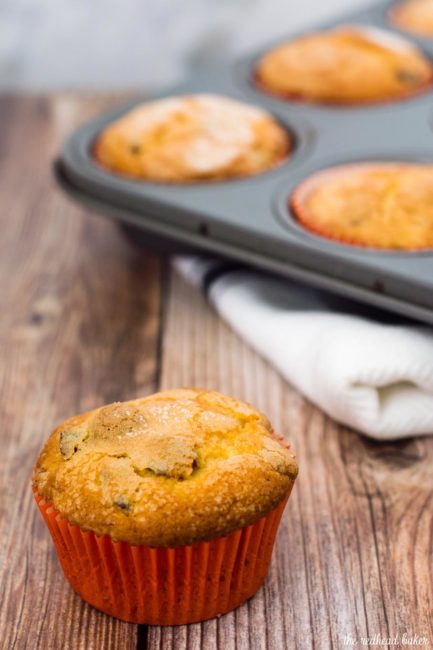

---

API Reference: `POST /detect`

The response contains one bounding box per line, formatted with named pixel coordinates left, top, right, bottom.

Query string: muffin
left=391, top=0, right=433, bottom=38
left=290, top=162, right=433, bottom=250
left=94, top=94, right=291, bottom=183
left=33, top=388, right=298, bottom=625
left=255, top=26, right=433, bottom=105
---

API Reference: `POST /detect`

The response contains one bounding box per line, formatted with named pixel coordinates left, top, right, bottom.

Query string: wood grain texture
left=1, top=96, right=432, bottom=650
left=148, top=270, right=433, bottom=649
left=0, top=96, right=162, bottom=650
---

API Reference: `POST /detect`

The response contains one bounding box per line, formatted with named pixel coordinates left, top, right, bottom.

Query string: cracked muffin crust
left=33, top=389, right=298, bottom=546
left=290, top=162, right=433, bottom=250
left=255, top=26, right=433, bottom=104
left=93, top=94, right=291, bottom=183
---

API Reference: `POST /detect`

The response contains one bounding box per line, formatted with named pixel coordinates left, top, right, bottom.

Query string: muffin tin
left=56, top=0, right=433, bottom=325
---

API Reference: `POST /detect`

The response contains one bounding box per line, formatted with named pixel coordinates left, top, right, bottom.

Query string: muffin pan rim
left=54, top=160, right=433, bottom=325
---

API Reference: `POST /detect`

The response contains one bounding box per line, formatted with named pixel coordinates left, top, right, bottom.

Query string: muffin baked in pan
left=390, top=0, right=433, bottom=37
left=290, top=162, right=433, bottom=250
left=254, top=26, right=433, bottom=105
left=94, top=94, right=291, bottom=183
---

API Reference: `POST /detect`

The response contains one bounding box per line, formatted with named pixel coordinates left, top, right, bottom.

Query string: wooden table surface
left=1, top=96, right=432, bottom=650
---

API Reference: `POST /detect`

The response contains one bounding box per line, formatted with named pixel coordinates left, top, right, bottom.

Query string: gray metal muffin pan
left=56, top=0, right=433, bottom=325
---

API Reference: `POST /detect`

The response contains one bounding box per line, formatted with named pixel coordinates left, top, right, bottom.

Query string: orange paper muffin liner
left=290, top=162, right=433, bottom=251
left=34, top=489, right=291, bottom=625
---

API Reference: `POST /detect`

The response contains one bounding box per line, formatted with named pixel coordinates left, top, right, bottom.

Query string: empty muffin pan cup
left=56, top=0, right=433, bottom=325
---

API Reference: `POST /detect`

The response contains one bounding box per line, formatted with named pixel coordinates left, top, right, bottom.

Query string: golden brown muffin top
left=94, top=94, right=291, bottom=183
left=255, top=26, right=433, bottom=104
left=291, top=163, right=433, bottom=249
left=33, top=389, right=298, bottom=546
left=391, top=0, right=433, bottom=37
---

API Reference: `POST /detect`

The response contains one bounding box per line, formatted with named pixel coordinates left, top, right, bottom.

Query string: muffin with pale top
left=255, top=26, right=433, bottom=105
left=290, top=162, right=433, bottom=249
left=33, top=388, right=298, bottom=624
left=94, top=94, right=291, bottom=183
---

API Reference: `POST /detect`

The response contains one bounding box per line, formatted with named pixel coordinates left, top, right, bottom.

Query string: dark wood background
left=0, top=96, right=432, bottom=650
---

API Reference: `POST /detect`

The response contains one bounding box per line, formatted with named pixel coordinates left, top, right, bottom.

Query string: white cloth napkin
left=174, top=256, right=433, bottom=440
